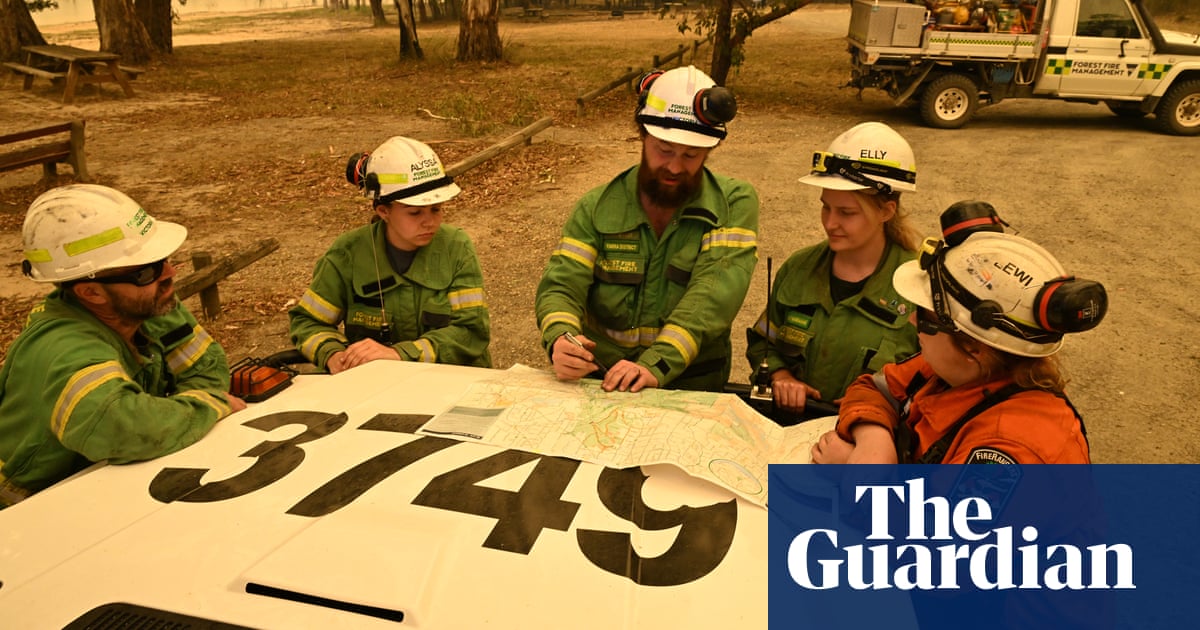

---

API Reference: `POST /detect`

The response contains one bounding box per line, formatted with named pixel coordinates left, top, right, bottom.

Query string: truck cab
left=846, top=0, right=1200, bottom=134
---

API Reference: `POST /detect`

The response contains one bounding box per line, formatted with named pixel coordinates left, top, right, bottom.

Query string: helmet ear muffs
left=941, top=200, right=1005, bottom=247
left=636, top=69, right=664, bottom=108
left=638, top=69, right=667, bottom=108
left=970, top=299, right=1005, bottom=330
left=346, top=152, right=370, bottom=188
left=1033, top=277, right=1108, bottom=333
left=693, top=86, right=737, bottom=125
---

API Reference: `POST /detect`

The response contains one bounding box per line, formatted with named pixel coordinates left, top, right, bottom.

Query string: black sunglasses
left=916, top=308, right=956, bottom=336
left=87, top=259, right=167, bottom=287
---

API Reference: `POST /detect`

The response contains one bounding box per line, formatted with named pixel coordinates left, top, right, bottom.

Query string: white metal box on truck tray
left=849, top=0, right=928, bottom=48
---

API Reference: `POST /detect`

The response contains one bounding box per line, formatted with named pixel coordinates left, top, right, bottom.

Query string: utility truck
left=845, top=0, right=1200, bottom=134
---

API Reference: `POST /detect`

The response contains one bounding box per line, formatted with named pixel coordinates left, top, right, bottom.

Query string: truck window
left=1076, top=0, right=1141, bottom=38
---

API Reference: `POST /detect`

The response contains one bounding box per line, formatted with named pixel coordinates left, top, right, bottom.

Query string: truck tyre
left=920, top=74, right=978, bottom=129
left=1155, top=79, right=1200, bottom=136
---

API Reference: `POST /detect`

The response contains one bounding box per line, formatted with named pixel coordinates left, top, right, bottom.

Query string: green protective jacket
left=536, top=165, right=759, bottom=391
left=289, top=221, right=491, bottom=370
left=745, top=240, right=919, bottom=401
left=0, top=292, right=234, bottom=507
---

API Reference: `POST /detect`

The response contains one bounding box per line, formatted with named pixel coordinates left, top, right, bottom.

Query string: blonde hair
left=964, top=337, right=1069, bottom=394
left=851, top=190, right=923, bottom=252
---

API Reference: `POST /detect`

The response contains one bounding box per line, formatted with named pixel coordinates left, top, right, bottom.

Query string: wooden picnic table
left=5, top=45, right=136, bottom=105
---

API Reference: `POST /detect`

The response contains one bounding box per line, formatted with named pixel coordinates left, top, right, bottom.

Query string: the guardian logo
left=787, top=478, right=1135, bottom=591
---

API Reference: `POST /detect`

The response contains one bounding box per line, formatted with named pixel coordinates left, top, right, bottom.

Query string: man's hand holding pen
left=552, top=331, right=607, bottom=381
left=553, top=331, right=657, bottom=392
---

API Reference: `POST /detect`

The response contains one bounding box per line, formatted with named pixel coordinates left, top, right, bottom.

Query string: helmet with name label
left=799, top=122, right=917, bottom=194
left=345, top=136, right=461, bottom=206
left=22, top=184, right=187, bottom=284
left=893, top=216, right=1107, bottom=357
left=635, top=65, right=737, bottom=148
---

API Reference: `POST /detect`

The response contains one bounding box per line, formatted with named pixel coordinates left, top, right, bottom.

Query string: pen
left=563, top=331, right=608, bottom=376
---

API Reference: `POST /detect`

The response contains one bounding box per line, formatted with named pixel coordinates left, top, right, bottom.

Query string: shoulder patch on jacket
left=965, top=447, right=1018, bottom=465
left=159, top=323, right=194, bottom=347
left=680, top=207, right=719, bottom=225
left=855, top=296, right=903, bottom=324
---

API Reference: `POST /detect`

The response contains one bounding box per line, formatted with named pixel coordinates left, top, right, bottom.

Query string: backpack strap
left=890, top=372, right=928, bottom=463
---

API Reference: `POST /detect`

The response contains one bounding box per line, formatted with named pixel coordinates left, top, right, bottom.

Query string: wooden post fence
left=576, top=67, right=644, bottom=116
left=446, top=116, right=554, bottom=177
left=177, top=237, right=280, bottom=318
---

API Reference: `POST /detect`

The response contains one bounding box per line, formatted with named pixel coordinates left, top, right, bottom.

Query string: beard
left=637, top=154, right=704, bottom=209
left=106, top=280, right=177, bottom=321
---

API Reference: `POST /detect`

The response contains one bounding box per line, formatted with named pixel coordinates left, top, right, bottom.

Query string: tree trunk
left=0, top=0, right=47, bottom=61
left=94, top=0, right=156, bottom=64
left=443, top=0, right=459, bottom=21
left=709, top=0, right=734, bottom=85
left=134, top=0, right=173, bottom=54
left=369, top=0, right=388, bottom=26
left=393, top=0, right=424, bottom=60
left=456, top=0, right=502, bottom=62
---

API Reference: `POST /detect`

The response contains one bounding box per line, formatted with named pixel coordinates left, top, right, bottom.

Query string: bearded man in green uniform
left=536, top=65, right=759, bottom=392
left=0, top=185, right=243, bottom=508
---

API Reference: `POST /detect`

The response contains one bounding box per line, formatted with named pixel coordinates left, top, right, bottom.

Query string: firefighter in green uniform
left=290, top=136, right=490, bottom=373
left=0, top=184, right=243, bottom=508
left=746, top=122, right=923, bottom=416
left=537, top=65, right=759, bottom=393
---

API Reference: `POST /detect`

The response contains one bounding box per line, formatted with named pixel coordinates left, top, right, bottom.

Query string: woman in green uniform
left=746, top=122, right=922, bottom=416
left=289, top=136, right=490, bottom=373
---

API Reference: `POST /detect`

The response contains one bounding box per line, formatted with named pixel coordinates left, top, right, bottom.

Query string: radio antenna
left=751, top=256, right=774, bottom=402
left=370, top=215, right=392, bottom=344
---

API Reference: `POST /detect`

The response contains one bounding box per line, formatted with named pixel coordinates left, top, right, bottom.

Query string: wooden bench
left=0, top=121, right=90, bottom=185
left=85, top=61, right=145, bottom=80
left=3, top=61, right=67, bottom=89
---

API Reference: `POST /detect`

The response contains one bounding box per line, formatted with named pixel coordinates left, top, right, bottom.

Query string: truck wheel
left=920, top=74, right=978, bottom=129
left=1155, top=80, right=1200, bottom=136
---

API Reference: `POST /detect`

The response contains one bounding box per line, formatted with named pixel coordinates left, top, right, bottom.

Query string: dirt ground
left=2, top=6, right=1198, bottom=464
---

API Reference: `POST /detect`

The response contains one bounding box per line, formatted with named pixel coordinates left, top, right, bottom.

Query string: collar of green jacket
left=362, top=222, right=456, bottom=294
left=36, top=289, right=174, bottom=359
left=591, top=165, right=730, bottom=233
left=776, top=240, right=917, bottom=326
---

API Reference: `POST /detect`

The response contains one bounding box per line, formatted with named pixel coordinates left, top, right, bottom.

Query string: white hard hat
left=22, top=184, right=186, bottom=284
left=635, top=65, right=737, bottom=148
left=799, top=122, right=917, bottom=194
left=345, top=136, right=461, bottom=206
left=893, top=231, right=1107, bottom=357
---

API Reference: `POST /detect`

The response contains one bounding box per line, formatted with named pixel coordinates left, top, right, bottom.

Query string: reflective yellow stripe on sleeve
left=166, top=326, right=214, bottom=373
left=554, top=237, right=598, bottom=270
left=51, top=361, right=129, bottom=439
left=411, top=339, right=436, bottom=363
left=540, top=311, right=582, bottom=335
left=449, top=288, right=486, bottom=310
left=300, top=331, right=348, bottom=362
left=656, top=324, right=699, bottom=364
left=175, top=389, right=232, bottom=417
left=700, top=227, right=757, bottom=252
left=298, top=288, right=342, bottom=325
